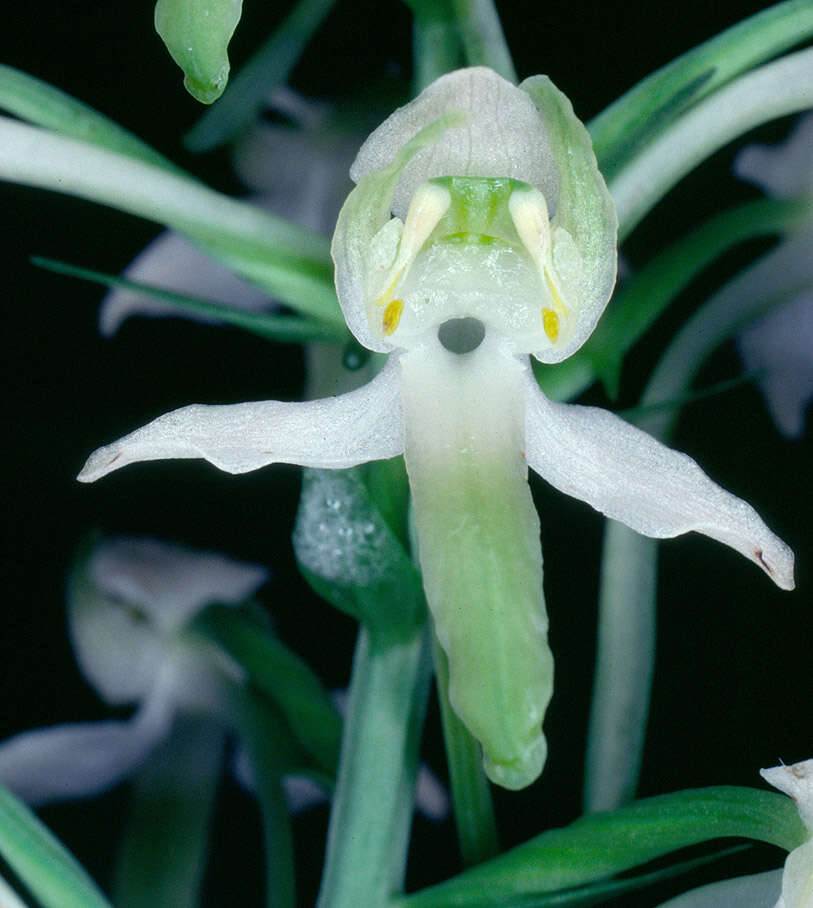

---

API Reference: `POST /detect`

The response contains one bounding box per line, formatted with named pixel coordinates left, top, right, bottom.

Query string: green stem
left=412, top=2, right=464, bottom=93
left=430, top=627, right=498, bottom=866
left=113, top=718, right=224, bottom=908
left=317, top=623, right=432, bottom=907
left=450, top=0, right=516, bottom=82
left=235, top=690, right=297, bottom=908
left=583, top=527, right=658, bottom=813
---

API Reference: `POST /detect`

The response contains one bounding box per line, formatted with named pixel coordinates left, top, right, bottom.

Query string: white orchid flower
left=734, top=112, right=813, bottom=438
left=656, top=760, right=813, bottom=908
left=100, top=87, right=355, bottom=336
left=78, top=67, right=794, bottom=790
left=0, top=536, right=267, bottom=805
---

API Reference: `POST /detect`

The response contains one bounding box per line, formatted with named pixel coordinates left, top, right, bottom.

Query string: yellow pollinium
left=373, top=181, right=452, bottom=316
left=509, top=186, right=571, bottom=345
left=541, top=307, right=559, bottom=341
left=383, top=298, right=405, bottom=336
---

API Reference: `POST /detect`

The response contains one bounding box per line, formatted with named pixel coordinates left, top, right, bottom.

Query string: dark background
left=1, top=1, right=811, bottom=905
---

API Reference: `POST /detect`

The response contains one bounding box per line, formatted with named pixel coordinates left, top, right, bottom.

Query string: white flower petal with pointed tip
left=0, top=536, right=267, bottom=806
left=99, top=230, right=273, bottom=336
left=734, top=112, right=813, bottom=438
left=78, top=68, right=794, bottom=790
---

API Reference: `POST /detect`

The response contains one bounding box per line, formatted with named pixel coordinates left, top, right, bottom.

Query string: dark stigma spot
left=438, top=317, right=486, bottom=354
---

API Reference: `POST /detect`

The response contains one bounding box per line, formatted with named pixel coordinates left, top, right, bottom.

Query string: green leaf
left=154, top=0, right=243, bottom=104
left=0, top=65, right=177, bottom=172
left=191, top=604, right=342, bottom=778
left=589, top=0, right=813, bottom=181
left=590, top=195, right=809, bottom=398
left=293, top=466, right=427, bottom=641
left=399, top=787, right=805, bottom=906
left=232, top=688, right=296, bottom=908
left=185, top=0, right=338, bottom=151
left=317, top=625, right=432, bottom=907
left=31, top=255, right=347, bottom=345
left=0, top=783, right=113, bottom=908
left=0, top=116, right=342, bottom=325
left=407, top=846, right=749, bottom=907
left=610, top=46, right=813, bottom=241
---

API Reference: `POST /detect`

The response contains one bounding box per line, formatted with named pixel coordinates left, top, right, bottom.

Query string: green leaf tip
left=154, top=0, right=244, bottom=104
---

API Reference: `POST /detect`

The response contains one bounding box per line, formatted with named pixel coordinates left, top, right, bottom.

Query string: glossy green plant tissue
left=154, top=0, right=243, bottom=103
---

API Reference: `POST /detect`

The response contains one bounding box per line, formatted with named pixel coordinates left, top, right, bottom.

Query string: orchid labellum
left=79, top=68, right=794, bottom=790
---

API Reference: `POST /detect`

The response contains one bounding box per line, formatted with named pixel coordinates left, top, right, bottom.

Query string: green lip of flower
left=78, top=68, right=794, bottom=790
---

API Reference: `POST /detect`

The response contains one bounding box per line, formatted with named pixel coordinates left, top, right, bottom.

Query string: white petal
left=779, top=838, right=813, bottom=908
left=0, top=876, right=29, bottom=908
left=350, top=67, right=558, bottom=220
left=88, top=536, right=268, bottom=630
left=734, top=112, right=813, bottom=199
left=99, top=230, right=273, bottom=336
left=738, top=287, right=813, bottom=438
left=0, top=691, right=174, bottom=806
left=414, top=764, right=450, bottom=821
left=654, top=870, right=782, bottom=907
left=761, top=760, right=813, bottom=831
left=232, top=129, right=355, bottom=235
left=77, top=355, right=404, bottom=482
left=69, top=537, right=265, bottom=705
left=283, top=775, right=329, bottom=812
left=524, top=374, right=795, bottom=590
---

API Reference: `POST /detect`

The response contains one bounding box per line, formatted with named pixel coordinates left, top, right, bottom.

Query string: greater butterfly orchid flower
left=78, top=68, right=795, bottom=790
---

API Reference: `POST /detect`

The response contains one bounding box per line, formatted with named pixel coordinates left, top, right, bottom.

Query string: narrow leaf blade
left=0, top=783, right=113, bottom=908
